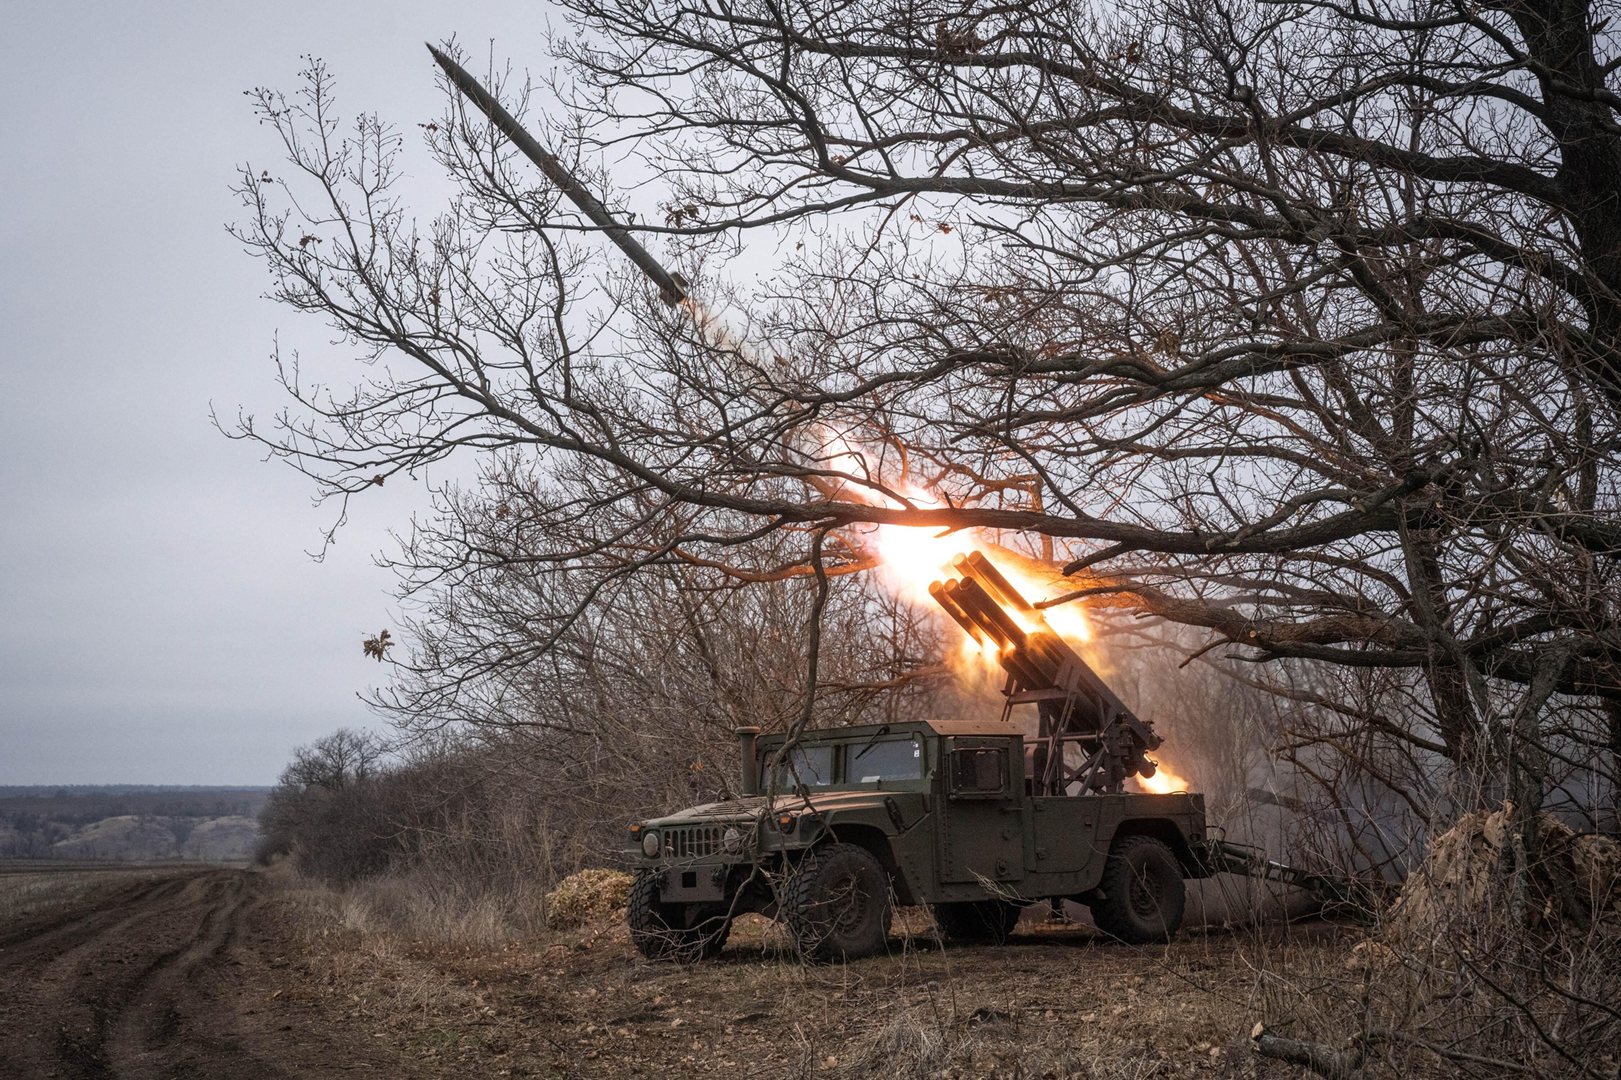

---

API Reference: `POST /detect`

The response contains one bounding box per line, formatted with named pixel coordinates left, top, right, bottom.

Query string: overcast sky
left=0, top=1, right=550, bottom=785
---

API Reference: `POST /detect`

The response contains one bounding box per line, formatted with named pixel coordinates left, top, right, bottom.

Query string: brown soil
left=0, top=867, right=425, bottom=1079
left=0, top=866, right=1352, bottom=1078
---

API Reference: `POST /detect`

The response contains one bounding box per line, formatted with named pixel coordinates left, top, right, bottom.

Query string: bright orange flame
left=814, top=426, right=1092, bottom=672
left=871, top=516, right=1092, bottom=669
left=679, top=317, right=1096, bottom=669
left=1133, top=761, right=1191, bottom=794
left=687, top=317, right=1169, bottom=784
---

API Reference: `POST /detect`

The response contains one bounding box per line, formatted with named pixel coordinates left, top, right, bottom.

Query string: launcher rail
left=929, top=552, right=1162, bottom=795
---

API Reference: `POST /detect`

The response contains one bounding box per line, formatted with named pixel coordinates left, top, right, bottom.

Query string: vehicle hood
left=648, top=790, right=903, bottom=827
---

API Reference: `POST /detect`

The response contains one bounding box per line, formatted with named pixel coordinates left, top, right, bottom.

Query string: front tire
left=932, top=898, right=1023, bottom=944
left=627, top=871, right=732, bottom=962
left=783, top=843, right=893, bottom=961
left=1088, top=835, right=1186, bottom=944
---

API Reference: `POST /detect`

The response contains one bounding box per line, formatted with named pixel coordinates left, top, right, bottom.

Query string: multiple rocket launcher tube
left=931, top=553, right=1163, bottom=794
left=929, top=552, right=1073, bottom=695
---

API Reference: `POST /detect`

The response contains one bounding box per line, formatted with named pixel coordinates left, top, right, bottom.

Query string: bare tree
left=278, top=727, right=385, bottom=790
left=231, top=3, right=1619, bottom=831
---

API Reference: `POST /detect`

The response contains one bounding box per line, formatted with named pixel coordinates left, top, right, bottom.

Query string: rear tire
left=932, top=898, right=1022, bottom=944
left=783, top=843, right=892, bottom=961
left=627, top=871, right=732, bottom=962
left=1088, top=835, right=1185, bottom=944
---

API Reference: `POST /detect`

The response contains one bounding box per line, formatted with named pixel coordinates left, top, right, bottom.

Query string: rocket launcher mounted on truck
left=933, top=553, right=1365, bottom=909
left=930, top=552, right=1162, bottom=797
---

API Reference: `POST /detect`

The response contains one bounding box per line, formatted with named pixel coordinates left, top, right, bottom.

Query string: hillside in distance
left=0, top=786, right=269, bottom=862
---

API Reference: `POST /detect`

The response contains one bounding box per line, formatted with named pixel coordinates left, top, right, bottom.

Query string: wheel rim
left=1127, top=865, right=1164, bottom=919
left=829, top=870, right=870, bottom=934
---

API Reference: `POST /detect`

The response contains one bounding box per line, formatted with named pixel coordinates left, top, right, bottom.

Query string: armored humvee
left=625, top=552, right=1220, bottom=962
left=626, top=719, right=1212, bottom=961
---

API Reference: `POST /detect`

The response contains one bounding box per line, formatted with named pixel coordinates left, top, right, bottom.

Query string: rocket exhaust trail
left=428, top=43, right=853, bottom=504
left=425, top=43, right=1067, bottom=581
left=429, top=45, right=876, bottom=508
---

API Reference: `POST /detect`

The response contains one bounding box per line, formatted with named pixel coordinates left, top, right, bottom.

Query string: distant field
left=0, top=859, right=217, bottom=874
left=0, top=862, right=194, bottom=928
left=0, top=786, right=269, bottom=862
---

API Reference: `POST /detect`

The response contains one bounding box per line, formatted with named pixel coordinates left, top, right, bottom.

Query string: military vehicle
left=625, top=718, right=1212, bottom=961
left=624, top=553, right=1215, bottom=961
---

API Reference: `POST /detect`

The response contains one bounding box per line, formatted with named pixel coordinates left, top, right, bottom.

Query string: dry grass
left=264, top=867, right=1346, bottom=1079
left=272, top=861, right=550, bottom=950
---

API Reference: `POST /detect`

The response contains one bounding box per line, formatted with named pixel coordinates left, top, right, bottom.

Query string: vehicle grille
left=663, top=824, right=727, bottom=859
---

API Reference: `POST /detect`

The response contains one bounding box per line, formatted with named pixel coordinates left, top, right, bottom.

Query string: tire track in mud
left=103, top=873, right=280, bottom=1080
left=0, top=868, right=396, bottom=1080
left=0, top=873, right=198, bottom=954
left=0, top=871, right=235, bottom=1078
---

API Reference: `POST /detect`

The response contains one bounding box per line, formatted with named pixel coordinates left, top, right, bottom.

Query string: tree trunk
left=1509, top=0, right=1621, bottom=402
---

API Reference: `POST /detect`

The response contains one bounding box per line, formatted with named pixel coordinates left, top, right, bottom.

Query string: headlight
left=722, top=826, right=745, bottom=853
left=641, top=831, right=661, bottom=857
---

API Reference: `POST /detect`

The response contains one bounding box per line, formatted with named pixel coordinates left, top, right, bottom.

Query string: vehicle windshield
left=849, top=735, right=924, bottom=783
left=770, top=744, right=835, bottom=790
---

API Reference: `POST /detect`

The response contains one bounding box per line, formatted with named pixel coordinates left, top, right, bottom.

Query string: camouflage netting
left=1330, top=803, right=1621, bottom=1074
left=543, top=868, right=634, bottom=930
left=1375, top=802, right=1620, bottom=957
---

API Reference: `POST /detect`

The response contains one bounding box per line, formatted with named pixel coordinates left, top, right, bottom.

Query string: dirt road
left=0, top=868, right=411, bottom=1080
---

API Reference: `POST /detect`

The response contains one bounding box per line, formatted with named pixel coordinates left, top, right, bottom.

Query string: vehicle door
left=937, top=737, right=1026, bottom=884
left=1029, top=795, right=1105, bottom=875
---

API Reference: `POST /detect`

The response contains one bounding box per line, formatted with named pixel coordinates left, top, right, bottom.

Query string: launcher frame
left=929, top=552, right=1162, bottom=795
